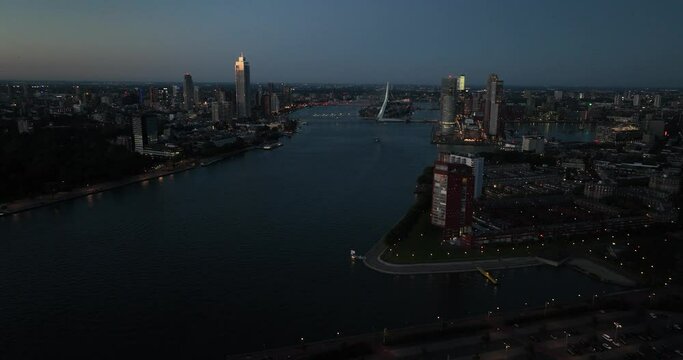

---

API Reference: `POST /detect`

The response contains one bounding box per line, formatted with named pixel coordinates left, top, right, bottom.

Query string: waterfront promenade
left=364, top=237, right=639, bottom=287
left=0, top=146, right=258, bottom=216
left=1, top=161, right=197, bottom=215
left=363, top=239, right=542, bottom=275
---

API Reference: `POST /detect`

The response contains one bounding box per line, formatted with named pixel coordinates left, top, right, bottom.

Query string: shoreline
left=0, top=146, right=258, bottom=216
left=364, top=234, right=639, bottom=287
left=363, top=238, right=542, bottom=275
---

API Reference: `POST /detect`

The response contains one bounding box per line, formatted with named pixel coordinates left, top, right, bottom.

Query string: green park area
left=380, top=210, right=578, bottom=264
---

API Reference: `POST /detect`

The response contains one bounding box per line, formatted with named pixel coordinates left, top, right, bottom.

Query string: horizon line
left=1, top=78, right=681, bottom=91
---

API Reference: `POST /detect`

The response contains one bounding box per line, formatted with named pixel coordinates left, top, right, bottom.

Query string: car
left=567, top=348, right=576, bottom=356
left=649, top=312, right=658, bottom=319
left=673, top=324, right=682, bottom=331
left=675, top=350, right=683, bottom=356
left=513, top=323, right=520, bottom=328
left=550, top=334, right=558, bottom=340
left=602, top=334, right=612, bottom=341
left=602, top=343, right=612, bottom=350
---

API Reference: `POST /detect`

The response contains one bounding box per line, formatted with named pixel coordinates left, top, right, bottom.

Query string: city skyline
left=1, top=0, right=683, bottom=87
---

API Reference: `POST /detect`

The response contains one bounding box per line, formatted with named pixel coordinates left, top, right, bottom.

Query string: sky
left=1, top=0, right=682, bottom=87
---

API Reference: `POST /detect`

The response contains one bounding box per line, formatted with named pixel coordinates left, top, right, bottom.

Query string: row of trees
left=0, top=126, right=153, bottom=203
left=384, top=166, right=434, bottom=246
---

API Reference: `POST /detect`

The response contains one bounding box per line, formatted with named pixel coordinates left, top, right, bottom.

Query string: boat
left=262, top=142, right=283, bottom=150
left=350, top=249, right=365, bottom=261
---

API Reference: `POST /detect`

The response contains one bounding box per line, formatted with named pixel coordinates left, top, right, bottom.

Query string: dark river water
left=0, top=106, right=616, bottom=359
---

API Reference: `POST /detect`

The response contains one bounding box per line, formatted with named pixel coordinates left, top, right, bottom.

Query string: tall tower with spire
left=235, top=53, right=251, bottom=119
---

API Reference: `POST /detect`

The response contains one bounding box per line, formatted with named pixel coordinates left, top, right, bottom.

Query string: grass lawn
left=381, top=213, right=614, bottom=264
left=381, top=212, right=541, bottom=264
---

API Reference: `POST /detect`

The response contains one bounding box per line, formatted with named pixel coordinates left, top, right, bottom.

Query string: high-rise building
left=235, top=53, right=251, bottom=119
left=440, top=77, right=458, bottom=132
left=554, top=90, right=563, bottom=101
left=132, top=116, right=147, bottom=154
left=212, top=102, right=222, bottom=122
left=281, top=85, right=293, bottom=108
left=457, top=74, right=466, bottom=91
left=172, top=85, right=179, bottom=106
left=193, top=86, right=200, bottom=106
left=654, top=94, right=662, bottom=108
left=212, top=101, right=232, bottom=122
left=438, top=153, right=484, bottom=199
left=430, top=161, right=474, bottom=244
left=270, top=93, right=280, bottom=114
left=484, top=74, right=504, bottom=137
left=633, top=94, right=641, bottom=107
left=183, top=73, right=194, bottom=111
left=471, top=92, right=483, bottom=114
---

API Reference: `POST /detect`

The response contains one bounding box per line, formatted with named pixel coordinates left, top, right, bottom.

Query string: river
left=0, top=106, right=616, bottom=359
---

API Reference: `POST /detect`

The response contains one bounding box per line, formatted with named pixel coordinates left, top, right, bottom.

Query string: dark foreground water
left=0, top=106, right=617, bottom=359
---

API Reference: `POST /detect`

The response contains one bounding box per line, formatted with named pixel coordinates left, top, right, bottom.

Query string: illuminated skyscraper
left=654, top=94, right=662, bottom=108
left=235, top=53, right=251, bottom=118
left=440, top=76, right=458, bottom=132
left=132, top=116, right=146, bottom=154
left=183, top=73, right=194, bottom=111
left=484, top=73, right=504, bottom=137
left=457, top=74, right=465, bottom=91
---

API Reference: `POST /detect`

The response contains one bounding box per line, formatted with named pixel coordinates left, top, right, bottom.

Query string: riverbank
left=364, top=237, right=542, bottom=275
left=0, top=146, right=260, bottom=216
left=364, top=235, right=639, bottom=287
left=229, top=288, right=655, bottom=360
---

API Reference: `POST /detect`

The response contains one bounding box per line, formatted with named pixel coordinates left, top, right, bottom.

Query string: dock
left=476, top=267, right=498, bottom=285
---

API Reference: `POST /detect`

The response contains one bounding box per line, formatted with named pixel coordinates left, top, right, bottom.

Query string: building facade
left=183, top=73, right=194, bottom=111
left=431, top=161, right=474, bottom=244
left=440, top=77, right=458, bottom=133
left=437, top=152, right=484, bottom=199
left=235, top=53, right=251, bottom=119
left=484, top=73, right=504, bottom=137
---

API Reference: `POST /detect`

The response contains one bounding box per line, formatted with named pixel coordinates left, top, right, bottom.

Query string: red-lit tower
left=430, top=162, right=474, bottom=246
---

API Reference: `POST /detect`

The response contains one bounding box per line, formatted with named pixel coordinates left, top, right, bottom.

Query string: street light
left=614, top=322, right=622, bottom=339
left=504, top=343, right=510, bottom=359
left=565, top=331, right=571, bottom=348
left=544, top=301, right=549, bottom=317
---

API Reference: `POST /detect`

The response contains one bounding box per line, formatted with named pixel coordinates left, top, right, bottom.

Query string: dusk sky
left=1, top=0, right=682, bottom=87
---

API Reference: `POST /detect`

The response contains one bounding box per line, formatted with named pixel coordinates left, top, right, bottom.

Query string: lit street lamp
left=544, top=301, right=550, bottom=317
left=614, top=322, right=622, bottom=338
